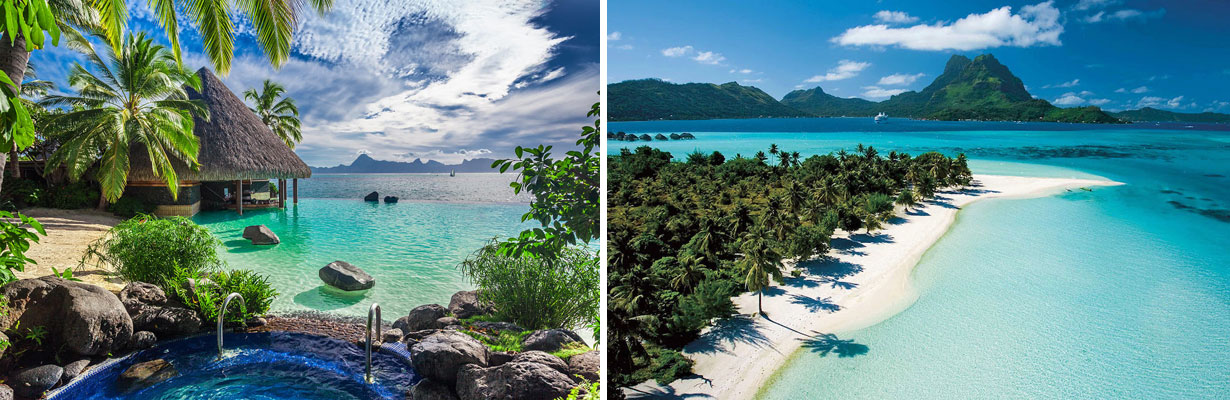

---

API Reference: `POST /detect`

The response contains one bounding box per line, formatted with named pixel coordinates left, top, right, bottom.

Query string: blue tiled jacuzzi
left=49, top=331, right=418, bottom=399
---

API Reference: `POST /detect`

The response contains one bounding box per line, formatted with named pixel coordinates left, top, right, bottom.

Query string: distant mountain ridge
left=1110, top=107, right=1230, bottom=123
left=312, top=154, right=497, bottom=173
left=611, top=54, right=1129, bottom=123
left=608, top=79, right=811, bottom=121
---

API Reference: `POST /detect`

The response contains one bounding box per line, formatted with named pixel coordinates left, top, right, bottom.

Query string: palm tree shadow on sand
left=685, top=315, right=772, bottom=355
left=799, top=331, right=870, bottom=358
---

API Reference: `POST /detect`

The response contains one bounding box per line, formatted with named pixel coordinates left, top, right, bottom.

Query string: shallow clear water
left=610, top=118, right=1230, bottom=398
left=50, top=332, right=417, bottom=399
left=193, top=174, right=528, bottom=319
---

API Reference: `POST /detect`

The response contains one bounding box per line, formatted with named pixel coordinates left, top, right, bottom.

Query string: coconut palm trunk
left=0, top=33, right=28, bottom=189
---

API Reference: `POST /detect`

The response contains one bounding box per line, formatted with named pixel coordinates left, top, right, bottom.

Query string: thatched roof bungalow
left=126, top=68, right=311, bottom=216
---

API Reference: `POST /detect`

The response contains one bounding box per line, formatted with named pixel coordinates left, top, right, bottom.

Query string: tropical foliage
left=0, top=0, right=63, bottom=161
left=0, top=210, right=45, bottom=284
left=42, top=32, right=206, bottom=206
left=492, top=99, right=600, bottom=258
left=244, top=79, right=301, bottom=148
left=81, top=214, right=223, bottom=287
left=607, top=144, right=972, bottom=386
left=458, top=241, right=599, bottom=331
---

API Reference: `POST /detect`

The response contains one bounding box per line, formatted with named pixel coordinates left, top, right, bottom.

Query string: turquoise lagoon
left=609, top=119, right=1230, bottom=398
left=191, top=173, right=527, bottom=319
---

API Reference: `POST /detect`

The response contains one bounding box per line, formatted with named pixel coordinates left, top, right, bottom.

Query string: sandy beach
left=626, top=174, right=1123, bottom=399
left=13, top=208, right=124, bottom=292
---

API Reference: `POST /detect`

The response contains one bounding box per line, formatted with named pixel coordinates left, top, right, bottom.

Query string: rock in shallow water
left=318, top=261, right=375, bottom=291
left=10, top=365, right=63, bottom=398
left=364, top=191, right=379, bottom=202
left=384, top=196, right=398, bottom=203
left=117, top=359, right=178, bottom=393
left=242, top=225, right=281, bottom=245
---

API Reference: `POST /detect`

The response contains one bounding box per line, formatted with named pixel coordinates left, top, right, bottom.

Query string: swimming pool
left=49, top=332, right=418, bottom=399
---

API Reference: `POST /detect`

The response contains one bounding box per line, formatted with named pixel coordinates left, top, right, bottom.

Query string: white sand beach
left=626, top=174, right=1123, bottom=399
left=14, top=208, right=124, bottom=292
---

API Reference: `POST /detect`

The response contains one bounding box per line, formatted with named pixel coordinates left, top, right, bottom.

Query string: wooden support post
left=235, top=180, right=243, bottom=215
left=293, top=179, right=298, bottom=204
left=280, top=179, right=286, bottom=208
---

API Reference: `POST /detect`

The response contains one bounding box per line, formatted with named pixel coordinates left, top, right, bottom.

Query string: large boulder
left=9, top=365, right=63, bottom=398
left=568, top=351, right=599, bottom=382
left=0, top=277, right=133, bottom=356
left=118, top=282, right=166, bottom=314
left=381, top=328, right=403, bottom=344
left=455, top=361, right=574, bottom=400
left=408, top=331, right=487, bottom=384
left=364, top=191, right=379, bottom=202
left=383, top=196, right=398, bottom=203
left=242, top=225, right=280, bottom=245
left=132, top=306, right=201, bottom=337
left=511, top=351, right=570, bottom=378
left=395, top=304, right=447, bottom=332
left=447, top=291, right=492, bottom=320
left=318, top=261, right=375, bottom=291
left=411, top=379, right=458, bottom=400
left=0, top=384, right=11, bottom=400
left=117, top=359, right=178, bottom=393
left=521, top=329, right=584, bottom=353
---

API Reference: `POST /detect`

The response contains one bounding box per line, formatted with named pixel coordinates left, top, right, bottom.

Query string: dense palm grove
left=607, top=144, right=972, bottom=387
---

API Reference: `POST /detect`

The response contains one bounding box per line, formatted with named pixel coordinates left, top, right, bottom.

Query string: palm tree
left=43, top=32, right=206, bottom=210
left=736, top=230, right=783, bottom=316
left=244, top=80, right=301, bottom=148
left=671, top=254, right=706, bottom=291
left=896, top=188, right=917, bottom=211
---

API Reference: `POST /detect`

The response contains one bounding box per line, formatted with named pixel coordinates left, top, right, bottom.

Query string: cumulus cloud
left=1088, top=98, right=1111, bottom=106
left=1043, top=78, right=1079, bottom=88
left=873, top=10, right=919, bottom=24
left=877, top=73, right=925, bottom=85
left=1131, top=86, right=1149, bottom=93
left=805, top=60, right=871, bottom=82
left=832, top=1, right=1062, bottom=51
left=1114, top=88, right=1126, bottom=93
left=861, top=86, right=908, bottom=99
left=694, top=51, right=726, bottom=65
left=1053, top=92, right=1109, bottom=107
left=608, top=31, right=622, bottom=40
left=401, top=148, right=493, bottom=164
left=730, top=68, right=754, bottom=74
left=1135, top=95, right=1185, bottom=109
left=661, top=46, right=693, bottom=57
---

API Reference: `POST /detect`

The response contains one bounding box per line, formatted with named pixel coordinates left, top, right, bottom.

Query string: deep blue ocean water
left=610, top=118, right=1230, bottom=399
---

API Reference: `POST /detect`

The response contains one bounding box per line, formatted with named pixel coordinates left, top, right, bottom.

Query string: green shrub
left=45, top=182, right=98, bottom=209
left=458, top=242, right=599, bottom=330
left=82, top=214, right=224, bottom=288
left=0, top=178, right=44, bottom=209
left=108, top=196, right=156, bottom=218
left=0, top=211, right=45, bottom=284
left=166, top=266, right=278, bottom=324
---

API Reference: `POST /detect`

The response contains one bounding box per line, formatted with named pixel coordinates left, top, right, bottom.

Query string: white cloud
left=1135, top=95, right=1185, bottom=109
left=1114, top=88, right=1127, bottom=93
left=1088, top=98, right=1111, bottom=106
left=1083, top=8, right=1165, bottom=23
left=694, top=51, right=726, bottom=65
left=1131, top=86, right=1149, bottom=93
left=1073, top=0, right=1121, bottom=11
left=730, top=68, right=754, bottom=74
left=1167, top=96, right=1184, bottom=108
left=401, top=149, right=493, bottom=164
left=862, top=86, right=908, bottom=99
left=1078, top=90, right=1094, bottom=96
left=1053, top=92, right=1085, bottom=106
left=873, top=10, right=919, bottom=24
left=661, top=46, right=693, bottom=57
left=615, top=44, right=634, bottom=50
left=805, top=60, right=871, bottom=82
left=832, top=1, right=1062, bottom=51
left=1044, top=78, right=1079, bottom=88
left=741, top=78, right=764, bottom=84
left=608, top=31, right=622, bottom=41
left=877, top=72, right=925, bottom=85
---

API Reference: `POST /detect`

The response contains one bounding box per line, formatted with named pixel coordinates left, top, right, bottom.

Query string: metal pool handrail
left=217, top=293, right=246, bottom=359
left=366, top=303, right=382, bottom=383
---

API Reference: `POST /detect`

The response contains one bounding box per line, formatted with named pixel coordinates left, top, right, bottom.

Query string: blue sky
left=608, top=0, right=1230, bottom=113
left=31, top=0, right=598, bottom=166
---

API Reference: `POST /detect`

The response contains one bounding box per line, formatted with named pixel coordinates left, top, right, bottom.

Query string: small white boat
left=874, top=112, right=887, bottom=123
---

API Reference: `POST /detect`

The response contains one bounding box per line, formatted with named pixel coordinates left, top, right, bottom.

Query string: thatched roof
left=128, top=68, right=311, bottom=182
